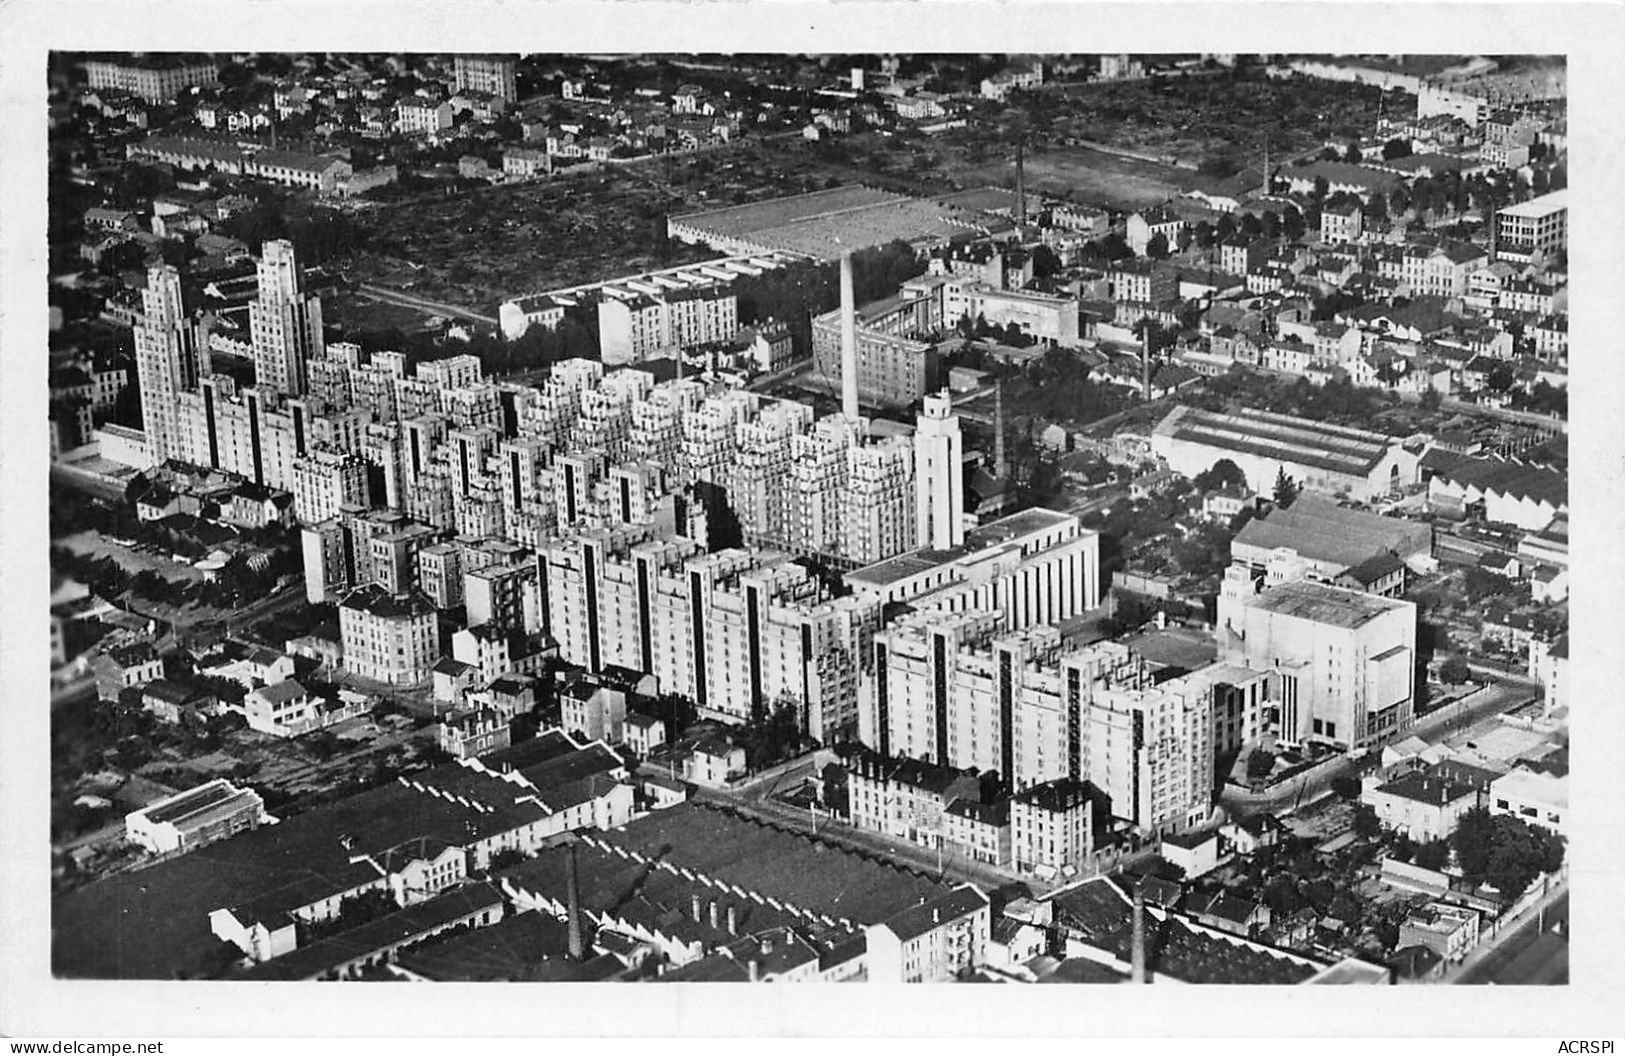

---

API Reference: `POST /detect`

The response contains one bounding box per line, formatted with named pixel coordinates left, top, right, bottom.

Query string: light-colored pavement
left=1455, top=883, right=1568, bottom=985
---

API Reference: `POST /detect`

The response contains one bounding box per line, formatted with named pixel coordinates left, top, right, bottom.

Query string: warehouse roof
left=1233, top=495, right=1430, bottom=570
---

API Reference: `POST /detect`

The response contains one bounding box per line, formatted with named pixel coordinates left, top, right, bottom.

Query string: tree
left=1352, top=804, right=1381, bottom=839
left=1344, top=139, right=1363, bottom=164
left=1419, top=388, right=1443, bottom=412
left=1382, top=137, right=1413, bottom=160
left=1330, top=775, right=1362, bottom=799
left=1272, top=467, right=1299, bottom=509
left=1450, top=806, right=1497, bottom=880
left=1438, top=656, right=1472, bottom=685
left=1246, top=749, right=1275, bottom=782
left=1193, top=457, right=1247, bottom=493
left=1144, top=232, right=1170, bottom=260
left=1281, top=205, right=1305, bottom=242
left=1029, top=244, right=1061, bottom=279
left=1175, top=225, right=1193, bottom=253
left=1366, top=191, right=1388, bottom=224
left=1312, top=175, right=1330, bottom=200
left=1413, top=840, right=1451, bottom=871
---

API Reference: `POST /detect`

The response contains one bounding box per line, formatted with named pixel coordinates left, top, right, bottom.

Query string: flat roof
left=1246, top=580, right=1409, bottom=629
left=672, top=185, right=981, bottom=261
left=1498, top=189, right=1567, bottom=218
left=847, top=506, right=1078, bottom=589
left=1123, top=628, right=1218, bottom=674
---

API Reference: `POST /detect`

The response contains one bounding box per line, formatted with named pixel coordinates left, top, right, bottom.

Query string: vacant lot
left=342, top=154, right=772, bottom=315
left=951, top=145, right=1195, bottom=208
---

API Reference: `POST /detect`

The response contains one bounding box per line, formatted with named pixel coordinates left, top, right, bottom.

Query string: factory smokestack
left=1016, top=139, right=1026, bottom=227
left=839, top=248, right=860, bottom=424
left=993, top=378, right=1008, bottom=481
left=1131, top=877, right=1147, bottom=984
left=1141, top=328, right=1152, bottom=404
left=565, top=839, right=584, bottom=961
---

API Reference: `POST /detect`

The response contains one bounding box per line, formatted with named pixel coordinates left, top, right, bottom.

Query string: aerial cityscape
left=45, top=50, right=1570, bottom=986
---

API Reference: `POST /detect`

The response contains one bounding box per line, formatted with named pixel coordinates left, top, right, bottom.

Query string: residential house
left=864, top=884, right=991, bottom=982
left=1398, top=903, right=1480, bottom=963
left=438, top=708, right=513, bottom=760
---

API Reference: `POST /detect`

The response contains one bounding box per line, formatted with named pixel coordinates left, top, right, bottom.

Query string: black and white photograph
left=1, top=0, right=1621, bottom=1045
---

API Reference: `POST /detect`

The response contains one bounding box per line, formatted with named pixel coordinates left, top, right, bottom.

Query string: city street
left=1457, top=888, right=1569, bottom=985
left=1222, top=676, right=1539, bottom=817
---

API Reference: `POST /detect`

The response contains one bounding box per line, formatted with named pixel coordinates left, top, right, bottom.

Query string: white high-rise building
left=913, top=392, right=965, bottom=551
left=292, top=448, right=372, bottom=525
left=249, top=240, right=324, bottom=397
left=134, top=264, right=208, bottom=463
left=1217, top=570, right=1417, bottom=750
left=866, top=611, right=1215, bottom=833
left=541, top=528, right=881, bottom=741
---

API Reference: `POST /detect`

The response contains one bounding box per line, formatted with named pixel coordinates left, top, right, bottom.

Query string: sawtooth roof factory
left=1152, top=405, right=1432, bottom=502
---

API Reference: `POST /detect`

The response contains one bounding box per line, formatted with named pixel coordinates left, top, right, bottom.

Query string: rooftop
left=879, top=885, right=989, bottom=942
left=670, top=184, right=985, bottom=261
left=1155, top=404, right=1399, bottom=479
left=1048, top=877, right=1328, bottom=984
left=135, top=779, right=257, bottom=827
left=590, top=801, right=954, bottom=926
left=391, top=910, right=571, bottom=981
left=846, top=506, right=1078, bottom=589
left=1498, top=189, right=1567, bottom=218
left=1421, top=450, right=1568, bottom=509
left=340, top=584, right=437, bottom=620
left=1374, top=769, right=1480, bottom=807
left=1245, top=579, right=1410, bottom=630
left=1233, top=495, right=1430, bottom=570
left=241, top=883, right=504, bottom=981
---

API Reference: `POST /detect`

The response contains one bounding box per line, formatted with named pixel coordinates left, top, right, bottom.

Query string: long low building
left=846, top=506, right=1101, bottom=625
left=1231, top=494, right=1434, bottom=580
left=1420, top=449, right=1568, bottom=531
left=668, top=184, right=997, bottom=262
left=1152, top=404, right=1431, bottom=502
left=54, top=734, right=631, bottom=978
left=124, top=778, right=269, bottom=856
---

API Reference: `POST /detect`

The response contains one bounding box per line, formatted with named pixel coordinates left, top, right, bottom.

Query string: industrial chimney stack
left=839, top=248, right=861, bottom=425
left=565, top=839, right=584, bottom=961
left=1131, top=878, right=1147, bottom=984
left=1016, top=139, right=1027, bottom=227
left=993, top=378, right=1008, bottom=481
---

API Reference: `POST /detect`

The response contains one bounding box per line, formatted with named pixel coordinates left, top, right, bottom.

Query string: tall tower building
left=839, top=249, right=861, bottom=425
left=914, top=392, right=965, bottom=551
left=134, top=263, right=207, bottom=463
left=249, top=239, right=324, bottom=398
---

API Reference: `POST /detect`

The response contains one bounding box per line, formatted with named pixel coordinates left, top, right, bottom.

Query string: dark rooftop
left=391, top=908, right=572, bottom=981
left=591, top=801, right=954, bottom=926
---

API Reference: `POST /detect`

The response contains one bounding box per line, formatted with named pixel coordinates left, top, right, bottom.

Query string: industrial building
left=1152, top=405, right=1431, bottom=502
left=1230, top=494, right=1434, bottom=583
left=667, top=184, right=992, bottom=261
left=1493, top=189, right=1567, bottom=264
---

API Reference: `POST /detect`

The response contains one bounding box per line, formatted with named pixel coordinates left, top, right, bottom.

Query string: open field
left=951, top=144, right=1196, bottom=208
